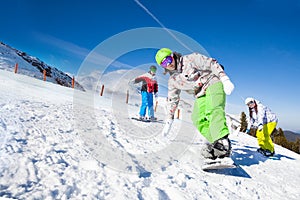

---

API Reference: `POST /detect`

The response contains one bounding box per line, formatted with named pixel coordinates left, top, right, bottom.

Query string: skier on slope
left=155, top=48, right=235, bottom=160
left=129, top=65, right=158, bottom=121
left=245, top=97, right=278, bottom=156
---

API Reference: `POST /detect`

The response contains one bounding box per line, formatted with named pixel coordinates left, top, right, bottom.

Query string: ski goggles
left=160, top=56, right=173, bottom=68
left=247, top=101, right=254, bottom=106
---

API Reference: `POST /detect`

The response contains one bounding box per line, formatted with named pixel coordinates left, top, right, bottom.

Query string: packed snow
left=1, top=69, right=300, bottom=200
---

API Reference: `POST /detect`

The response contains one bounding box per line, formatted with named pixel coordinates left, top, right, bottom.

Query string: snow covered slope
left=1, top=69, right=300, bottom=199
left=0, top=42, right=85, bottom=91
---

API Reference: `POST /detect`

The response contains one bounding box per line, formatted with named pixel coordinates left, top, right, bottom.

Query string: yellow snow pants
left=256, top=122, right=277, bottom=153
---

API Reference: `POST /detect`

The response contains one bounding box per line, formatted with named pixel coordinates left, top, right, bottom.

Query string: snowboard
left=202, top=157, right=237, bottom=171
left=131, top=117, right=163, bottom=123
left=256, top=151, right=278, bottom=160
left=131, top=117, right=151, bottom=122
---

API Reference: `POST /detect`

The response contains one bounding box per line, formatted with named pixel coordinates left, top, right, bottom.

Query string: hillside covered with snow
left=1, top=69, right=300, bottom=199
left=0, top=42, right=85, bottom=91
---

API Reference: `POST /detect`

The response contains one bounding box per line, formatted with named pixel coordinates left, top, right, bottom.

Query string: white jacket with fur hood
left=248, top=100, right=278, bottom=128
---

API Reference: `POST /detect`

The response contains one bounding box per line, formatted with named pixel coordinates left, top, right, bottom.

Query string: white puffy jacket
left=248, top=100, right=278, bottom=128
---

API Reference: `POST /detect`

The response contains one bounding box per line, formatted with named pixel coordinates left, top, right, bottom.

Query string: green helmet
left=150, top=65, right=157, bottom=72
left=155, top=48, right=172, bottom=65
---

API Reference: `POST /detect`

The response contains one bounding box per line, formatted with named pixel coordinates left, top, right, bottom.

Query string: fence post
left=43, top=69, right=46, bottom=81
left=72, top=76, right=75, bottom=88
left=100, top=85, right=105, bottom=96
left=154, top=100, right=158, bottom=112
left=14, top=63, right=18, bottom=73
left=176, top=109, right=181, bottom=119
left=126, top=90, right=129, bottom=104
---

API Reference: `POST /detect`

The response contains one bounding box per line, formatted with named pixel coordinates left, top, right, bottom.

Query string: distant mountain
left=0, top=41, right=85, bottom=91
left=77, top=68, right=147, bottom=94
left=284, top=130, right=300, bottom=142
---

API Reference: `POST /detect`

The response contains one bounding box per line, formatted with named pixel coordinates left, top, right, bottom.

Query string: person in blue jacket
left=130, top=65, right=158, bottom=121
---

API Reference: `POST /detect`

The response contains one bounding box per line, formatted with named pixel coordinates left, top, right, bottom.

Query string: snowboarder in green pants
left=155, top=48, right=235, bottom=159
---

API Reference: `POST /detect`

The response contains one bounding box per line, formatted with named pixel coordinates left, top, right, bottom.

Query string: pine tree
left=273, top=128, right=300, bottom=154
left=270, top=128, right=278, bottom=141
left=274, top=128, right=288, bottom=147
left=239, top=112, right=248, bottom=132
left=294, top=139, right=300, bottom=154
left=249, top=128, right=257, bottom=137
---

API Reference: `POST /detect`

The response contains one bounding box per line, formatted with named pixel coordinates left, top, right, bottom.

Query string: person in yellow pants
left=245, top=97, right=278, bottom=156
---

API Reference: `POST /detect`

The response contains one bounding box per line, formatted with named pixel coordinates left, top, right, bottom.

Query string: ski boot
left=257, top=148, right=275, bottom=157
left=148, top=116, right=157, bottom=122
left=201, top=135, right=232, bottom=160
left=139, top=116, right=148, bottom=122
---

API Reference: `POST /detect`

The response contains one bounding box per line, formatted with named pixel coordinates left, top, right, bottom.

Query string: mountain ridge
left=284, top=130, right=300, bottom=141
left=0, top=41, right=85, bottom=91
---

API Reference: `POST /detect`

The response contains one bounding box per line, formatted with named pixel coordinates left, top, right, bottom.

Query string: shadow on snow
left=204, top=139, right=296, bottom=178
left=231, top=145, right=295, bottom=167
left=203, top=165, right=251, bottom=178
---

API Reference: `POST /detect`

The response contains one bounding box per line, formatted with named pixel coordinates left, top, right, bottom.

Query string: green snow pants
left=191, top=82, right=229, bottom=143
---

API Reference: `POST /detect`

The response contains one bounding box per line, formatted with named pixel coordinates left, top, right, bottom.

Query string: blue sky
left=1, top=0, right=300, bottom=132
